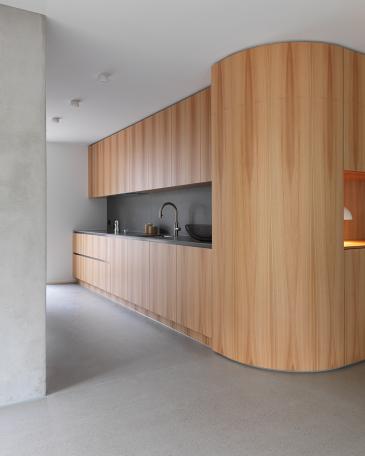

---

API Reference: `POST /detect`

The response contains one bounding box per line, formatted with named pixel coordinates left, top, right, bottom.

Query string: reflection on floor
left=0, top=284, right=365, bottom=456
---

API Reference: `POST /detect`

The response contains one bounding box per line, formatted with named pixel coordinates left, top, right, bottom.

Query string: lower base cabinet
left=345, top=249, right=365, bottom=364
left=126, top=240, right=150, bottom=310
left=110, top=237, right=128, bottom=300
left=73, top=233, right=212, bottom=344
left=176, top=246, right=212, bottom=338
left=149, top=243, right=177, bottom=321
left=73, top=254, right=110, bottom=292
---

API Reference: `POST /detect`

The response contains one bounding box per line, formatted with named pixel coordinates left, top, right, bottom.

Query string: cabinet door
left=117, top=129, right=130, bottom=194
left=147, top=108, right=172, bottom=190
left=110, top=237, right=128, bottom=300
left=73, top=254, right=109, bottom=292
left=73, top=233, right=108, bottom=261
left=129, top=121, right=149, bottom=192
left=176, top=246, right=212, bottom=337
left=172, top=92, right=201, bottom=186
left=345, top=249, right=365, bottom=364
left=344, top=50, right=365, bottom=171
left=200, top=88, right=211, bottom=182
left=109, top=133, right=119, bottom=195
left=88, top=143, right=98, bottom=198
left=149, top=243, right=177, bottom=321
left=102, top=137, right=111, bottom=196
left=126, top=240, right=149, bottom=309
left=95, top=141, right=104, bottom=197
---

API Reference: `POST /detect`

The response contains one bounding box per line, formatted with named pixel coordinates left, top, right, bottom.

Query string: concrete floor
left=1, top=285, right=365, bottom=455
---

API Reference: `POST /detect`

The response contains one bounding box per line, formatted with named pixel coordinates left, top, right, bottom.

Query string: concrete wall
left=47, top=142, right=107, bottom=283
left=0, top=5, right=46, bottom=406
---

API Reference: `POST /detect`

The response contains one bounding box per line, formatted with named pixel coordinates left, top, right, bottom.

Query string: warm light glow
left=344, top=207, right=353, bottom=221
left=344, top=240, right=365, bottom=249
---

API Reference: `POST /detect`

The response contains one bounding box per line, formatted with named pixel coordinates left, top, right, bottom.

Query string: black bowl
left=185, top=224, right=212, bottom=242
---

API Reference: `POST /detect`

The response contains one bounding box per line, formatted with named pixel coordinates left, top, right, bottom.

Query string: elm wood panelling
left=126, top=239, right=149, bottom=310
left=110, top=236, right=128, bottom=300
left=73, top=233, right=109, bottom=262
left=345, top=249, right=365, bottom=364
left=88, top=143, right=98, bottom=198
left=149, top=242, right=177, bottom=321
left=147, top=108, right=172, bottom=190
left=344, top=172, right=365, bottom=240
left=80, top=281, right=211, bottom=347
left=172, top=91, right=202, bottom=186
left=199, top=88, right=211, bottom=182
left=129, top=120, right=149, bottom=193
left=344, top=50, right=365, bottom=172
left=73, top=254, right=110, bottom=292
left=176, top=246, right=212, bottom=337
left=212, top=42, right=344, bottom=372
left=117, top=128, right=130, bottom=194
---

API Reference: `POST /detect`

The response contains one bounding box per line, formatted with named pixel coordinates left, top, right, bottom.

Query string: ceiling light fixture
left=52, top=116, right=62, bottom=123
left=70, top=98, right=82, bottom=108
left=97, top=72, right=111, bottom=83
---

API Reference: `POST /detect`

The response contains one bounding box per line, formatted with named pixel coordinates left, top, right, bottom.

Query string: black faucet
left=158, top=202, right=181, bottom=239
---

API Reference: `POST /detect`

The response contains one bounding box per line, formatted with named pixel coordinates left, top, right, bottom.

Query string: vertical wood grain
left=129, top=120, right=149, bottom=192
left=345, top=249, right=365, bottom=364
left=172, top=92, right=201, bottom=185
left=110, top=236, right=128, bottom=300
left=117, top=129, right=130, bottom=194
left=176, top=246, right=212, bottom=337
left=149, top=242, right=177, bottom=320
left=199, top=88, right=212, bottom=182
left=147, top=108, right=172, bottom=190
left=126, top=240, right=149, bottom=309
left=212, top=42, right=344, bottom=371
left=344, top=49, right=365, bottom=171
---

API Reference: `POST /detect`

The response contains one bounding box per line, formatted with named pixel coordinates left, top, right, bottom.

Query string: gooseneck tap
left=159, top=202, right=181, bottom=238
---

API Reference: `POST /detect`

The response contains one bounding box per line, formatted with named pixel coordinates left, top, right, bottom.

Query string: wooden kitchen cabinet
left=73, top=233, right=108, bottom=262
left=147, top=108, right=172, bottom=190
left=172, top=91, right=201, bottom=186
left=117, top=128, right=130, bottom=194
left=73, top=254, right=109, bottom=292
left=344, top=49, right=365, bottom=172
left=149, top=242, right=177, bottom=321
left=126, top=240, right=149, bottom=309
left=200, top=88, right=211, bottom=182
left=88, top=143, right=97, bottom=197
left=110, top=236, right=128, bottom=300
left=171, top=88, right=211, bottom=186
left=129, top=121, right=149, bottom=193
left=176, top=246, right=212, bottom=337
left=345, top=249, right=365, bottom=364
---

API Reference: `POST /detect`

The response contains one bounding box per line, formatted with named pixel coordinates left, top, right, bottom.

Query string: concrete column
left=0, top=5, right=46, bottom=406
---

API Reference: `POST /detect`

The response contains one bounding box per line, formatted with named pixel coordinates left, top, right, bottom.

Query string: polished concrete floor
left=1, top=284, right=365, bottom=455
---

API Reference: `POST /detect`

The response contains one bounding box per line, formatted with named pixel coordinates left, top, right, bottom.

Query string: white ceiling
left=1, top=0, right=365, bottom=144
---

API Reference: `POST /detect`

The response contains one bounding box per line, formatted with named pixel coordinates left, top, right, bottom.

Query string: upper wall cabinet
left=89, top=130, right=130, bottom=197
left=172, top=88, right=211, bottom=186
left=88, top=88, right=211, bottom=198
left=129, top=120, right=149, bottom=193
left=344, top=49, right=365, bottom=172
left=147, top=108, right=172, bottom=190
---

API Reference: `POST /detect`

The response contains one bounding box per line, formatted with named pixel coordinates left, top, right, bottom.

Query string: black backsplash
left=107, top=184, right=212, bottom=236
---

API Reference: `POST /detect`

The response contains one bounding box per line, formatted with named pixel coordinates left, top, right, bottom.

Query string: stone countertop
left=74, top=230, right=212, bottom=249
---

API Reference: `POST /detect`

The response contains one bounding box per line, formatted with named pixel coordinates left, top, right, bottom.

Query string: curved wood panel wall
left=211, top=43, right=345, bottom=371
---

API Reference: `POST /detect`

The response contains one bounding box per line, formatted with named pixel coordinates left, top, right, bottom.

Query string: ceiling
left=1, top=0, right=365, bottom=144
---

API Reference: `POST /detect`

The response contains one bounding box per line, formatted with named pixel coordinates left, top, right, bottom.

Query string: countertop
left=344, top=240, right=365, bottom=250
left=74, top=230, right=212, bottom=249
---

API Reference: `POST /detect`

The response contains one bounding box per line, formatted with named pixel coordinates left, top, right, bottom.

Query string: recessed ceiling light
left=97, top=72, right=111, bottom=83
left=52, top=116, right=62, bottom=123
left=70, top=98, right=82, bottom=108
